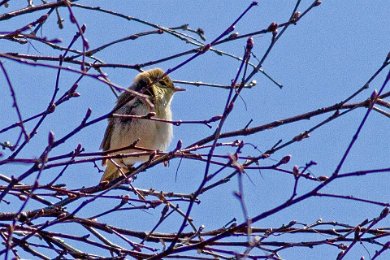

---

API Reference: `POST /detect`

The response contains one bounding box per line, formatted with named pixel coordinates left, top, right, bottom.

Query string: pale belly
left=109, top=100, right=173, bottom=166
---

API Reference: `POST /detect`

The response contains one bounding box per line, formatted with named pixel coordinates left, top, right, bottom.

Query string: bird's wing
left=100, top=118, right=114, bottom=151
left=100, top=93, right=134, bottom=151
left=100, top=78, right=153, bottom=159
left=100, top=116, right=113, bottom=166
left=113, top=91, right=137, bottom=114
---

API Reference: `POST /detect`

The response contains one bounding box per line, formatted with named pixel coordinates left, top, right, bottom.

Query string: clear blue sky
left=1, top=1, right=389, bottom=259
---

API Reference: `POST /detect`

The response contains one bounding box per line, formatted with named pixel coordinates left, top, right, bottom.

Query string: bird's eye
left=159, top=81, right=167, bottom=87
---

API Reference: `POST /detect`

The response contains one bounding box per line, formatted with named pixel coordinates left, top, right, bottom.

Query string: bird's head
left=134, top=68, right=185, bottom=107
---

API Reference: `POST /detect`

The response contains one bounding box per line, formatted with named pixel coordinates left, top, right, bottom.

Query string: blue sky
left=1, top=1, right=389, bottom=259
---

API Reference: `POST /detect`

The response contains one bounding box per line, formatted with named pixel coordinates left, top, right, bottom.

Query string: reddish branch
left=0, top=0, right=388, bottom=259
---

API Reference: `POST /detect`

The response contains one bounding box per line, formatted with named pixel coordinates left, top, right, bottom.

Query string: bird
left=100, top=68, right=184, bottom=183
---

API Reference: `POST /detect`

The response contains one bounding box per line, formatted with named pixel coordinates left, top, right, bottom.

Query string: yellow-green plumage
left=100, top=68, right=184, bottom=182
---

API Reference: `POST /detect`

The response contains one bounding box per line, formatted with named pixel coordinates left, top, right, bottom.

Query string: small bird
left=100, top=68, right=184, bottom=183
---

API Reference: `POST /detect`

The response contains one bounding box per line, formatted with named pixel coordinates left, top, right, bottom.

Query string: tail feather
left=100, top=161, right=131, bottom=183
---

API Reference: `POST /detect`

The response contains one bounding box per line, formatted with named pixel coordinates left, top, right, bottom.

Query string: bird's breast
left=112, top=100, right=173, bottom=153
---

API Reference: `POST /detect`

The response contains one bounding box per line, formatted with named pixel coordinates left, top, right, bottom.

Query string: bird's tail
left=100, top=160, right=132, bottom=183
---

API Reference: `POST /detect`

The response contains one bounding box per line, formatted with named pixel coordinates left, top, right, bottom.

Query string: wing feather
left=100, top=71, right=155, bottom=164
left=100, top=92, right=136, bottom=165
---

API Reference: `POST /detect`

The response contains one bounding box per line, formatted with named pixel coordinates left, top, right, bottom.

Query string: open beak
left=173, top=86, right=186, bottom=92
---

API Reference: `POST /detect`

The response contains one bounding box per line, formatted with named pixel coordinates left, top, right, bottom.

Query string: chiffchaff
left=100, top=68, right=184, bottom=182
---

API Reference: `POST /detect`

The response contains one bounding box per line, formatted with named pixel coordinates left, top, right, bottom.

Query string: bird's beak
left=173, top=86, right=186, bottom=92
